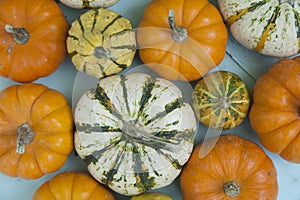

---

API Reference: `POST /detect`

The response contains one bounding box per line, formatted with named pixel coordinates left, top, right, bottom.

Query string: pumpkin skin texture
left=66, top=8, right=136, bottom=79
left=180, top=134, right=278, bottom=200
left=0, top=83, right=73, bottom=179
left=130, top=192, right=172, bottom=200
left=218, top=0, right=300, bottom=57
left=0, top=0, right=69, bottom=82
left=137, top=0, right=228, bottom=81
left=192, top=71, right=250, bottom=130
left=60, top=0, right=119, bottom=9
left=32, top=172, right=114, bottom=200
left=249, top=56, right=300, bottom=163
left=74, top=73, right=197, bottom=196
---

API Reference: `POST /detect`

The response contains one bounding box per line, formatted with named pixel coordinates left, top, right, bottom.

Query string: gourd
left=131, top=192, right=172, bottom=200
left=218, top=0, right=300, bottom=57
left=192, top=71, right=250, bottom=130
left=249, top=56, right=300, bottom=163
left=0, top=83, right=73, bottom=179
left=74, top=73, right=197, bottom=196
left=66, top=8, right=136, bottom=79
left=32, top=172, right=114, bottom=200
left=59, top=0, right=119, bottom=9
left=137, top=0, right=228, bottom=81
left=180, top=134, right=278, bottom=200
left=0, top=0, right=69, bottom=82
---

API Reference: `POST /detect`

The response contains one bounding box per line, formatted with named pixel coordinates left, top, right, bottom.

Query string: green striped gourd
left=60, top=0, right=119, bottom=8
left=218, top=0, right=300, bottom=57
left=66, top=8, right=136, bottom=78
left=74, top=73, right=197, bottom=196
left=192, top=71, right=250, bottom=130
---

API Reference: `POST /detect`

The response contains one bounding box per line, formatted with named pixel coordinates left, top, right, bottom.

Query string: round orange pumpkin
left=0, top=83, right=73, bottom=179
left=180, top=134, right=278, bottom=200
left=0, top=0, right=69, bottom=82
left=32, top=172, right=114, bottom=200
left=249, top=56, right=300, bottom=163
left=137, top=0, right=228, bottom=81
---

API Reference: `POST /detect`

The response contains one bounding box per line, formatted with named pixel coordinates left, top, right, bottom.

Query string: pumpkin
left=137, top=0, right=228, bottom=81
left=218, top=0, right=300, bottom=57
left=74, top=73, right=197, bottom=196
left=249, top=56, right=300, bottom=163
left=32, top=172, right=114, bottom=200
left=59, top=0, right=119, bottom=9
left=131, top=192, right=172, bottom=200
left=192, top=71, right=250, bottom=130
left=66, top=8, right=136, bottom=79
left=180, top=134, right=278, bottom=200
left=0, top=0, right=69, bottom=82
left=0, top=83, right=73, bottom=179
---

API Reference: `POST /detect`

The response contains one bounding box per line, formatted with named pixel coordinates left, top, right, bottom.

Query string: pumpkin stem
left=16, top=123, right=35, bottom=154
left=168, top=9, right=188, bottom=42
left=223, top=181, right=240, bottom=197
left=5, top=24, right=30, bottom=45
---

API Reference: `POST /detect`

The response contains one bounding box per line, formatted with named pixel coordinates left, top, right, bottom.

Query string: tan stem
left=223, top=181, right=240, bottom=197
left=16, top=123, right=35, bottom=154
left=5, top=24, right=30, bottom=45
left=168, top=9, right=188, bottom=42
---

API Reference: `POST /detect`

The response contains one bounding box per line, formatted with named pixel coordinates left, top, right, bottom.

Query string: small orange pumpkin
left=0, top=0, right=69, bottom=82
left=137, top=0, right=228, bottom=81
left=249, top=56, right=300, bottom=163
left=0, top=83, right=73, bottom=179
left=32, top=172, right=115, bottom=200
left=180, top=134, right=278, bottom=200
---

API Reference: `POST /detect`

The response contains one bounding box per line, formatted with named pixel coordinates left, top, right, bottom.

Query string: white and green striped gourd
left=60, top=0, right=119, bottom=8
left=74, top=73, right=197, bottom=196
left=218, top=0, right=300, bottom=57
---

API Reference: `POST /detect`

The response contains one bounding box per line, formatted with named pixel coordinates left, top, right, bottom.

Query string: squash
left=218, top=0, right=300, bottom=57
left=249, top=56, right=300, bottom=163
left=137, top=0, right=228, bottom=81
left=59, top=0, right=119, bottom=9
left=74, top=73, right=197, bottom=196
left=131, top=192, right=172, bottom=200
left=180, top=134, right=278, bottom=200
left=192, top=71, right=250, bottom=130
left=32, top=172, right=114, bottom=200
left=66, top=8, right=136, bottom=79
left=0, top=0, right=69, bottom=82
left=0, top=83, right=73, bottom=179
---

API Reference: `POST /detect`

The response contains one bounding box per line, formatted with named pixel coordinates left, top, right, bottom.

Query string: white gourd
left=218, top=0, right=300, bottom=57
left=59, top=0, right=119, bottom=8
left=74, top=73, right=197, bottom=196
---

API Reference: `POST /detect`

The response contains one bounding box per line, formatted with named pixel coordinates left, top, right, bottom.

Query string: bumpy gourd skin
left=66, top=8, right=136, bottom=79
left=0, top=0, right=69, bottom=82
left=60, top=0, right=119, bottom=9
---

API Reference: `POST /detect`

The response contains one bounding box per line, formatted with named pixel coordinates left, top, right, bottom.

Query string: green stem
left=5, top=24, right=30, bottom=45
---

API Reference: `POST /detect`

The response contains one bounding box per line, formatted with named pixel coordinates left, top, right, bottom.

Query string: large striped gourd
left=192, top=71, right=250, bottom=130
left=74, top=73, right=197, bottom=196
left=66, top=8, right=136, bottom=78
left=218, top=0, right=300, bottom=57
left=60, top=0, right=119, bottom=9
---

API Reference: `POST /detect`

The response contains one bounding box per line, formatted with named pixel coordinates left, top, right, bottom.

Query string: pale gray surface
left=0, top=1, right=299, bottom=199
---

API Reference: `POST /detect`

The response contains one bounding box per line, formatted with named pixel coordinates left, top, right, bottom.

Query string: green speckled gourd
left=218, top=0, right=300, bottom=57
left=66, top=8, right=136, bottom=78
left=74, top=73, right=196, bottom=196
left=192, top=71, right=250, bottom=130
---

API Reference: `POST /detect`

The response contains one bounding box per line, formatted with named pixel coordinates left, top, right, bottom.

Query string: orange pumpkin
left=0, top=83, right=73, bottom=179
left=249, top=56, right=300, bottom=163
left=137, top=0, right=228, bottom=81
left=180, top=134, right=278, bottom=200
left=0, top=0, right=69, bottom=82
left=32, top=172, right=114, bottom=200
